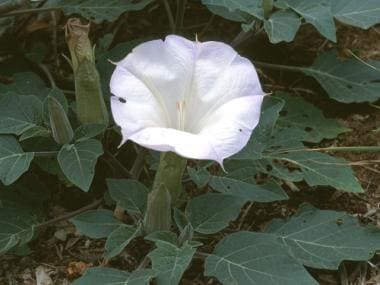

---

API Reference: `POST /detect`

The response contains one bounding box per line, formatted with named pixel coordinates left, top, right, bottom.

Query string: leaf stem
left=34, top=151, right=59, bottom=157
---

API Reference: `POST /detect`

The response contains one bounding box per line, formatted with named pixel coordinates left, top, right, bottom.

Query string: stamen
left=176, top=100, right=186, bottom=130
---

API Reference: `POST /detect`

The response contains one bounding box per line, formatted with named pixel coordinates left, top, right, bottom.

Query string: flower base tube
left=144, top=152, right=187, bottom=233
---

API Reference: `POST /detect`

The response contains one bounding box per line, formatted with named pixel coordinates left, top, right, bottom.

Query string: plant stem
left=162, top=0, right=176, bottom=33
left=175, top=0, right=187, bottom=33
left=262, top=0, right=273, bottom=19
left=253, top=60, right=303, bottom=72
left=36, top=198, right=102, bottom=229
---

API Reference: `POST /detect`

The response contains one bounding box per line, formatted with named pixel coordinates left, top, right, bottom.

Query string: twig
left=35, top=198, right=103, bottom=229
left=162, top=0, right=176, bottom=33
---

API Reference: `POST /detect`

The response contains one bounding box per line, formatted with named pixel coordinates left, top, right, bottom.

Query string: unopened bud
left=65, top=18, right=109, bottom=126
left=144, top=184, right=172, bottom=234
left=48, top=96, right=73, bottom=145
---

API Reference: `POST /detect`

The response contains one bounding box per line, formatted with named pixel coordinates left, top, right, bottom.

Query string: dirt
left=0, top=1, right=380, bottom=284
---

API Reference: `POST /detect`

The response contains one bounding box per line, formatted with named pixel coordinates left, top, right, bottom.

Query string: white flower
left=110, top=35, right=264, bottom=164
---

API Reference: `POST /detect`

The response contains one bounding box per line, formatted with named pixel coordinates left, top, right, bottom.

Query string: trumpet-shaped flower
left=110, top=35, right=264, bottom=164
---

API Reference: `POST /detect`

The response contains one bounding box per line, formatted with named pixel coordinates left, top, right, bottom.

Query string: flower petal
left=186, top=51, right=263, bottom=132
left=110, top=67, right=166, bottom=139
left=199, top=95, right=264, bottom=163
left=113, top=35, right=196, bottom=127
left=124, top=95, right=264, bottom=163
left=110, top=35, right=265, bottom=162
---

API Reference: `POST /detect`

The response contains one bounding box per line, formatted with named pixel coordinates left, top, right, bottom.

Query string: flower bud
left=143, top=152, right=187, bottom=234
left=65, top=18, right=109, bottom=126
left=144, top=184, right=172, bottom=234
left=48, top=96, right=73, bottom=145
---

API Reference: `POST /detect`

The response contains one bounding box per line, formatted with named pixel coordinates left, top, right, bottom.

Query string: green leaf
left=283, top=0, right=336, bottom=41
left=145, top=231, right=178, bottom=245
left=19, top=126, right=50, bottom=141
left=74, top=124, right=106, bottom=142
left=205, top=4, right=253, bottom=22
left=185, top=193, right=246, bottom=234
left=267, top=151, right=363, bottom=192
left=276, top=92, right=350, bottom=142
left=73, top=267, right=155, bottom=285
left=186, top=167, right=210, bottom=188
left=205, top=231, right=318, bottom=285
left=53, top=0, right=154, bottom=23
left=127, top=269, right=157, bottom=285
left=43, top=88, right=68, bottom=123
left=301, top=51, right=380, bottom=103
left=70, top=209, right=122, bottom=239
left=148, top=240, right=196, bottom=285
left=173, top=208, right=189, bottom=232
left=201, top=0, right=264, bottom=20
left=208, top=174, right=288, bottom=202
left=0, top=93, right=43, bottom=135
left=0, top=72, right=50, bottom=100
left=264, top=10, right=301, bottom=43
left=330, top=0, right=380, bottom=29
left=268, top=204, right=380, bottom=269
left=58, top=139, right=103, bottom=191
left=256, top=158, right=304, bottom=182
left=104, top=225, right=139, bottom=259
left=232, top=96, right=285, bottom=161
left=0, top=135, right=34, bottom=185
left=106, top=179, right=150, bottom=216
left=72, top=267, right=129, bottom=285
left=0, top=207, right=37, bottom=255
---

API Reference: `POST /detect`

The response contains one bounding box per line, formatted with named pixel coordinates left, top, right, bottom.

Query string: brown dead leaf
left=66, top=261, right=92, bottom=279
